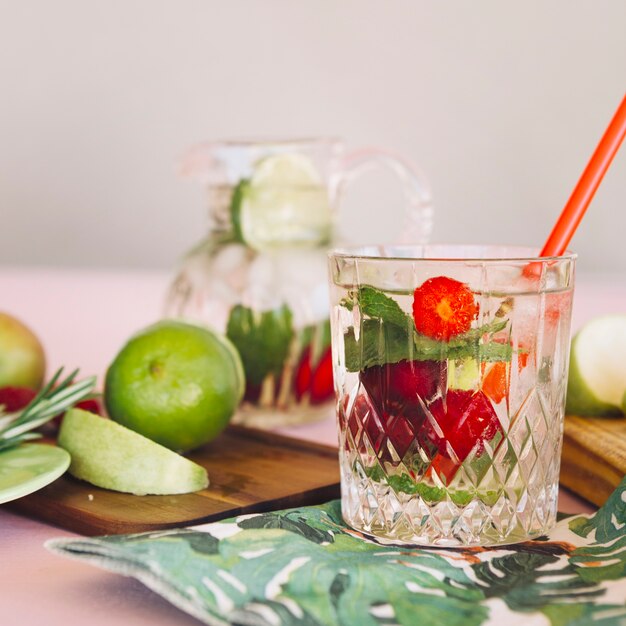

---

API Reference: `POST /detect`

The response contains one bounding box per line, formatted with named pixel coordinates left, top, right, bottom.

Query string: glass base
left=340, top=466, right=559, bottom=548
left=232, top=402, right=333, bottom=429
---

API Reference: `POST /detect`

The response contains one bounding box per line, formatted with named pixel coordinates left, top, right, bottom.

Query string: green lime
left=58, top=408, right=208, bottom=495
left=566, top=314, right=626, bottom=417
left=105, top=320, right=245, bottom=451
left=230, top=154, right=332, bottom=250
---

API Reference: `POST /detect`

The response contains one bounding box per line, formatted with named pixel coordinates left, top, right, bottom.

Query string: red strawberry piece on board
left=422, top=389, right=501, bottom=479
left=0, top=386, right=37, bottom=413
left=51, top=396, right=103, bottom=431
left=412, top=276, right=479, bottom=341
left=75, top=398, right=102, bottom=415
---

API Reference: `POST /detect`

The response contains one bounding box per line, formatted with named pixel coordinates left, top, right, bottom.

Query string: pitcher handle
left=337, top=146, right=434, bottom=244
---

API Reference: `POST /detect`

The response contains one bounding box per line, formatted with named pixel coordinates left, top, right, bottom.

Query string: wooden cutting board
left=9, top=414, right=618, bottom=533
left=561, top=414, right=626, bottom=507
left=9, top=426, right=340, bottom=536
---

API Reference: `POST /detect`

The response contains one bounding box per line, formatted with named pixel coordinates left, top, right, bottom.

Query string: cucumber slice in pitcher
left=566, top=315, right=626, bottom=417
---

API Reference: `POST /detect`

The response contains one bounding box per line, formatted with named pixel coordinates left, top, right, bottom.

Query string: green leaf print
left=237, top=511, right=335, bottom=545
left=47, top=476, right=626, bottom=626
left=542, top=603, right=626, bottom=626
left=569, top=478, right=626, bottom=543
left=473, top=550, right=603, bottom=612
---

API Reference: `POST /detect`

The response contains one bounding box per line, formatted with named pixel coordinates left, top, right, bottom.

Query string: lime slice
left=447, top=358, right=480, bottom=390
left=58, top=409, right=209, bottom=495
left=566, top=315, right=626, bottom=417
left=230, top=154, right=332, bottom=250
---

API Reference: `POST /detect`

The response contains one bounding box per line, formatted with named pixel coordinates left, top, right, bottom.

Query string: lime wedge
left=230, top=154, right=332, bottom=250
left=58, top=409, right=209, bottom=495
left=447, top=358, right=480, bottom=390
left=566, top=315, right=626, bottom=417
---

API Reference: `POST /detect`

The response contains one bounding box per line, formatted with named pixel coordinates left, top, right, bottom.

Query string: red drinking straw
left=539, top=93, right=626, bottom=258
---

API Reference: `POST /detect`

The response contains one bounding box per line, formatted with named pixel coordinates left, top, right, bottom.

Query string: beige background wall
left=1, top=0, right=625, bottom=274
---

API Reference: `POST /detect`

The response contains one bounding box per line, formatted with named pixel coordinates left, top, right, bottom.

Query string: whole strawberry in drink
left=412, top=276, right=479, bottom=341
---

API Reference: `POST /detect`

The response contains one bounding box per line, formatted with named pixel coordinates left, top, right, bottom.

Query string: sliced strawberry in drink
left=294, top=347, right=312, bottom=401
left=309, top=348, right=334, bottom=404
left=412, top=276, right=479, bottom=341
left=0, top=386, right=37, bottom=413
left=427, top=453, right=460, bottom=484
left=359, top=360, right=446, bottom=461
left=422, top=389, right=501, bottom=480
left=481, top=344, right=530, bottom=404
left=481, top=361, right=509, bottom=404
left=345, top=393, right=374, bottom=452
left=384, top=413, right=416, bottom=459
left=295, top=346, right=334, bottom=405
left=360, top=359, right=445, bottom=423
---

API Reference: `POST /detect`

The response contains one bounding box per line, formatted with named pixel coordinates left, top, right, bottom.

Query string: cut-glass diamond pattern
left=339, top=374, right=564, bottom=547
left=333, top=262, right=573, bottom=547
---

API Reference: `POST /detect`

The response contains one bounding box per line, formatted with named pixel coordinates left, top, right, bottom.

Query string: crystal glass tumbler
left=328, top=245, right=576, bottom=547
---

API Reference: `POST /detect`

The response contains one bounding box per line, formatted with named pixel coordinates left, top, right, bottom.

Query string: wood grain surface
left=9, top=426, right=340, bottom=536
left=561, top=414, right=626, bottom=507
left=8, top=414, right=621, bottom=535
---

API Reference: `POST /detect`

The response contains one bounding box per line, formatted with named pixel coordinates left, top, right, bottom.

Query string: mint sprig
left=226, top=303, right=294, bottom=387
left=342, top=285, right=513, bottom=372
left=342, top=286, right=410, bottom=328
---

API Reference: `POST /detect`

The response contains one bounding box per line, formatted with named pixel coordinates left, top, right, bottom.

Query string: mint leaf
left=342, top=286, right=411, bottom=328
left=344, top=319, right=417, bottom=371
left=226, top=304, right=293, bottom=387
left=461, top=317, right=508, bottom=340
left=363, top=466, right=500, bottom=506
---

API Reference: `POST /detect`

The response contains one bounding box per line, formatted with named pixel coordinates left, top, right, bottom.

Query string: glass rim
left=328, top=244, right=577, bottom=264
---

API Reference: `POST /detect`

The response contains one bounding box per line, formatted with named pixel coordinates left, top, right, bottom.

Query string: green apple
left=58, top=408, right=209, bottom=495
left=566, top=315, right=626, bottom=417
left=105, top=320, right=245, bottom=452
left=0, top=312, right=46, bottom=389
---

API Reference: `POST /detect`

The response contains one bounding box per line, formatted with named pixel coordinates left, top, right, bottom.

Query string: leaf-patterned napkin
left=47, top=480, right=626, bottom=626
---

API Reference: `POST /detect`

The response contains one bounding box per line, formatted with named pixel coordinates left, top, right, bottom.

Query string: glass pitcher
left=165, top=137, right=432, bottom=428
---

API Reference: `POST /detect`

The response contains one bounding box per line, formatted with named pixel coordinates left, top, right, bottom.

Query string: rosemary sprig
left=0, top=368, right=97, bottom=452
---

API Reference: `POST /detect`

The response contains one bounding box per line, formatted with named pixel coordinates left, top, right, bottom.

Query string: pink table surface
left=1, top=267, right=625, bottom=626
